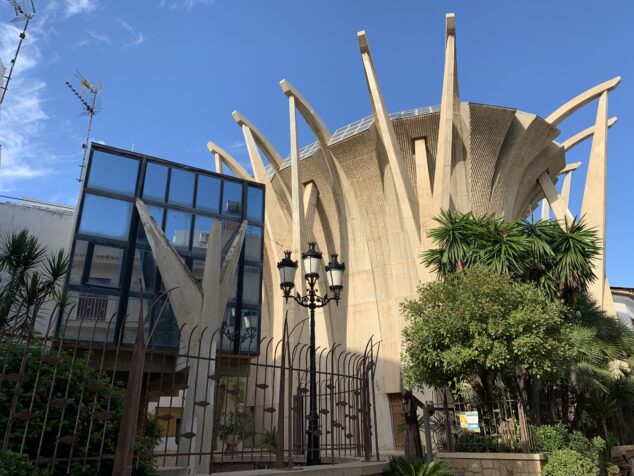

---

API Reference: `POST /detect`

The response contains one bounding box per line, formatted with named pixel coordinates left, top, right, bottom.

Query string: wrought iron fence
left=0, top=300, right=380, bottom=475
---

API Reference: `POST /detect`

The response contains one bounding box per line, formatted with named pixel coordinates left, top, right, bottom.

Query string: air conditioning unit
left=198, top=231, right=209, bottom=245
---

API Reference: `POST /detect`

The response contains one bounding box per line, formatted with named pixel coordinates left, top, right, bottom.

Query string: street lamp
left=277, top=242, right=345, bottom=466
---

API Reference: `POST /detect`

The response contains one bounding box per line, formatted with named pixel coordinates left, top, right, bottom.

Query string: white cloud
left=73, top=29, right=111, bottom=48
left=116, top=18, right=145, bottom=48
left=65, top=0, right=98, bottom=18
left=227, top=141, right=245, bottom=151
left=0, top=24, right=57, bottom=190
left=159, top=0, right=216, bottom=11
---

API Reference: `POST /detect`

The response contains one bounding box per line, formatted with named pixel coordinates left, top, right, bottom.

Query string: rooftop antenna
left=0, top=1, right=36, bottom=108
left=0, top=1, right=35, bottom=167
left=65, top=70, right=102, bottom=182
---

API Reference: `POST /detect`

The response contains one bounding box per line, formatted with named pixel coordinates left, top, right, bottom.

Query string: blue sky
left=0, top=0, right=632, bottom=285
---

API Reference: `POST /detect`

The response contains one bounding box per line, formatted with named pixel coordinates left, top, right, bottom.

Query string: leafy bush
left=384, top=456, right=452, bottom=476
left=0, top=449, right=42, bottom=476
left=454, top=432, right=518, bottom=453
left=531, top=423, right=569, bottom=453
left=0, top=337, right=159, bottom=475
left=542, top=449, right=598, bottom=476
left=568, top=430, right=596, bottom=458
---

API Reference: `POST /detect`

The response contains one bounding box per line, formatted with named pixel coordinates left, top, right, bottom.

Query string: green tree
left=421, top=211, right=600, bottom=304
left=0, top=229, right=69, bottom=333
left=401, top=267, right=570, bottom=403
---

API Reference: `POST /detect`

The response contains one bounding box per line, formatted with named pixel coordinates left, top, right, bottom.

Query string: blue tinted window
left=242, top=264, right=261, bottom=305
left=88, top=245, right=124, bottom=288
left=79, top=194, right=132, bottom=240
left=240, top=309, right=259, bottom=353
left=168, top=169, right=194, bottom=207
left=143, top=163, right=168, bottom=201
left=247, top=186, right=264, bottom=221
left=245, top=225, right=262, bottom=261
left=165, top=209, right=192, bottom=249
left=196, top=175, right=220, bottom=212
left=193, top=215, right=215, bottom=251
left=87, top=151, right=139, bottom=195
left=222, top=180, right=242, bottom=217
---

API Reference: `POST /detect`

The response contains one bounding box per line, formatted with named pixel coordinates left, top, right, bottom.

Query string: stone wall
left=438, top=452, right=547, bottom=476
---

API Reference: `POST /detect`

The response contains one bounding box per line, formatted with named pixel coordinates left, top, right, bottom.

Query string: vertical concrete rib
left=581, top=91, right=609, bottom=309
left=357, top=30, right=420, bottom=241
left=540, top=199, right=550, bottom=220
left=289, top=95, right=307, bottom=294
left=433, top=13, right=468, bottom=213
left=537, top=172, right=574, bottom=228
left=558, top=162, right=581, bottom=209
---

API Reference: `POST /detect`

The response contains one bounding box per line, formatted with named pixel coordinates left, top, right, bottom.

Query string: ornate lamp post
left=277, top=242, right=345, bottom=466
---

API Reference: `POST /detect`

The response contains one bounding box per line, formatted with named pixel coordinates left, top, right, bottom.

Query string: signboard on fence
left=458, top=411, right=480, bottom=433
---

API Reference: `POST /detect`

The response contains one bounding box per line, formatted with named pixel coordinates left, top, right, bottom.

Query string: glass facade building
left=63, top=144, right=265, bottom=354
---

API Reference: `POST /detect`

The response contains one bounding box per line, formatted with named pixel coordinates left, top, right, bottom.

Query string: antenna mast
left=65, top=71, right=102, bottom=182
left=0, top=1, right=36, bottom=108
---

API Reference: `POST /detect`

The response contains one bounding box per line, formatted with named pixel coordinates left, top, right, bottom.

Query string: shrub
left=384, top=456, right=452, bottom=476
left=531, top=423, right=568, bottom=453
left=0, top=449, right=42, bottom=476
left=454, top=432, right=518, bottom=453
left=568, top=431, right=596, bottom=459
left=542, top=449, right=598, bottom=476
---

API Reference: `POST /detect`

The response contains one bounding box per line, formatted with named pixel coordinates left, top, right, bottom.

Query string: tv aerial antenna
left=65, top=70, right=102, bottom=182
left=0, top=0, right=35, bottom=167
left=0, top=1, right=36, bottom=108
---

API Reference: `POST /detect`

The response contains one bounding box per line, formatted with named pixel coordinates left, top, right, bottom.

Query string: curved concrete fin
left=136, top=199, right=202, bottom=325
left=357, top=30, right=420, bottom=240
left=561, top=117, right=617, bottom=151
left=240, top=123, right=292, bottom=211
left=289, top=95, right=307, bottom=295
left=206, top=141, right=253, bottom=181
left=280, top=79, right=332, bottom=145
left=546, top=76, right=620, bottom=126
left=232, top=110, right=285, bottom=171
left=581, top=91, right=609, bottom=309
left=559, top=161, right=582, bottom=175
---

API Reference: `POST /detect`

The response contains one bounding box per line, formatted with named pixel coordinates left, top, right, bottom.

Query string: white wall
left=0, top=200, right=75, bottom=253
left=613, top=290, right=634, bottom=329
left=0, top=200, right=76, bottom=334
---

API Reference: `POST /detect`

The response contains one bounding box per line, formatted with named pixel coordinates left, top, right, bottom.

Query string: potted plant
left=218, top=411, right=253, bottom=452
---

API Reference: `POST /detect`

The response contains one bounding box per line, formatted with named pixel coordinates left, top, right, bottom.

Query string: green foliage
left=0, top=337, right=159, bottom=475
left=259, top=426, right=277, bottom=451
left=218, top=411, right=254, bottom=441
left=384, top=456, right=452, bottom=476
left=0, top=229, right=69, bottom=332
left=401, top=267, right=570, bottom=392
left=454, top=432, right=518, bottom=453
left=0, top=336, right=124, bottom=475
left=0, top=449, right=42, bottom=476
left=421, top=211, right=600, bottom=303
left=542, top=449, right=598, bottom=476
left=531, top=423, right=569, bottom=453
left=133, top=417, right=161, bottom=476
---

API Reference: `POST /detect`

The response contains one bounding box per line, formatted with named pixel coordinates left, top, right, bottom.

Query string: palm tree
left=422, top=213, right=601, bottom=305
left=0, top=229, right=69, bottom=334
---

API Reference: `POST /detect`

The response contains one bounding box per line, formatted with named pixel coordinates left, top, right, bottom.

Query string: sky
left=0, top=0, right=632, bottom=285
